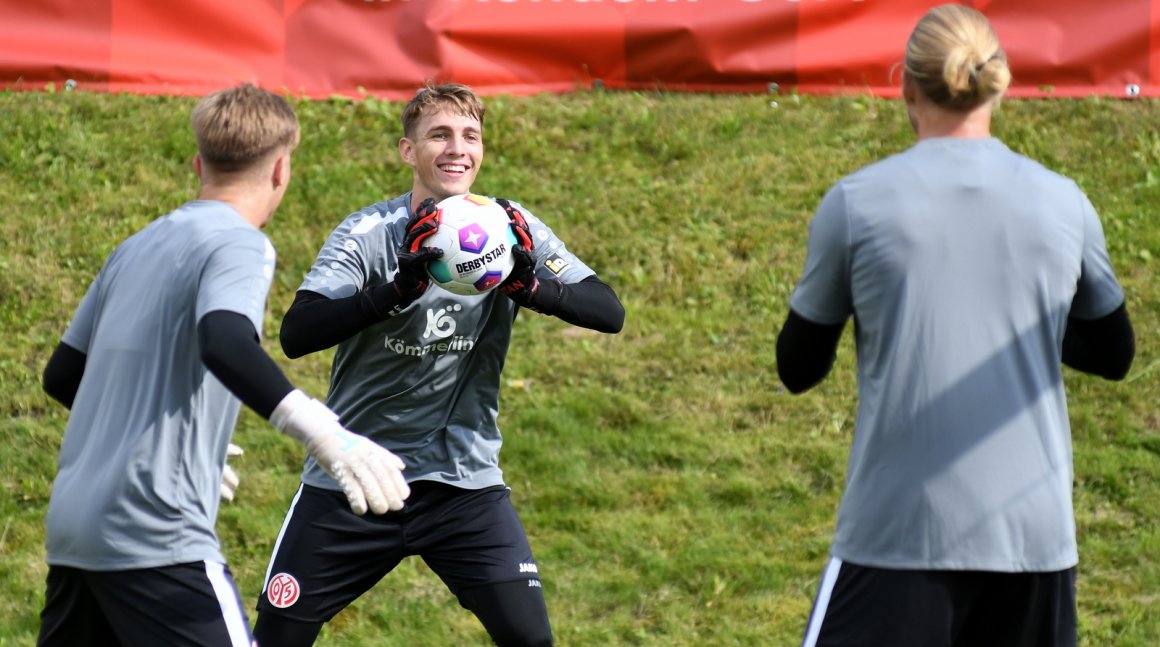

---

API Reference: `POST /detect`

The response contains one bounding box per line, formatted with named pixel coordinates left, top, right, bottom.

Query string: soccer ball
left=425, top=193, right=517, bottom=296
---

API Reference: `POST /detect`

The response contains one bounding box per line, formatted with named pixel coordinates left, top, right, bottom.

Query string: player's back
left=46, top=200, right=271, bottom=570
left=842, top=137, right=1086, bottom=391
left=828, top=136, right=1112, bottom=571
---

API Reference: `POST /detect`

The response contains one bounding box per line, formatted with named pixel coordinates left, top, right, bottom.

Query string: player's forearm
left=776, top=309, right=845, bottom=394
left=280, top=289, right=392, bottom=358
left=534, top=276, right=624, bottom=333
left=43, top=342, right=87, bottom=409
left=198, top=310, right=295, bottom=418
left=1061, top=301, right=1134, bottom=380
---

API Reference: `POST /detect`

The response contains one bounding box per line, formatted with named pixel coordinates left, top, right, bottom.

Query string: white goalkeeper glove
left=270, top=389, right=410, bottom=515
left=220, top=443, right=244, bottom=502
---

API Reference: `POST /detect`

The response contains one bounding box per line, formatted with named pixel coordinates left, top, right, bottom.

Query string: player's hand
left=495, top=198, right=539, bottom=306
left=271, top=390, right=410, bottom=515
left=501, top=245, right=539, bottom=307
left=307, top=426, right=410, bottom=515
left=220, top=443, right=243, bottom=502
left=495, top=198, right=533, bottom=251
left=394, top=197, right=444, bottom=301
left=402, top=197, right=441, bottom=252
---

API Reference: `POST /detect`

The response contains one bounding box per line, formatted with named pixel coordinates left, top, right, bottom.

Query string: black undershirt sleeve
left=280, top=289, right=380, bottom=359
left=776, top=309, right=847, bottom=394
left=281, top=274, right=625, bottom=361
left=43, top=342, right=87, bottom=409
left=198, top=310, right=295, bottom=419
left=1061, top=301, right=1134, bottom=380
left=530, top=275, right=625, bottom=333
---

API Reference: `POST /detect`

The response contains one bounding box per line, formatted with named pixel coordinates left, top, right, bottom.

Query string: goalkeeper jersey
left=789, top=137, right=1124, bottom=572
left=296, top=192, right=594, bottom=491
left=46, top=201, right=276, bottom=570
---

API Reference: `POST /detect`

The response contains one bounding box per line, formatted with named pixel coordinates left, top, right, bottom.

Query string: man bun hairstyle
left=191, top=83, right=300, bottom=173
left=904, top=4, right=1011, bottom=110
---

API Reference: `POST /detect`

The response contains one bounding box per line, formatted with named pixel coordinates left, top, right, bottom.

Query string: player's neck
left=912, top=102, right=994, bottom=141
left=198, top=185, right=270, bottom=229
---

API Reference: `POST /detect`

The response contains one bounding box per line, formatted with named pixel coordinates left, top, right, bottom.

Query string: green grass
left=1, top=88, right=1158, bottom=646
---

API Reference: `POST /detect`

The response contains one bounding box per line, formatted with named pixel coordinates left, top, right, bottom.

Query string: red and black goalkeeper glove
left=495, top=198, right=538, bottom=305
left=501, top=197, right=534, bottom=252
left=361, top=197, right=442, bottom=319
left=495, top=198, right=562, bottom=313
left=394, top=197, right=443, bottom=299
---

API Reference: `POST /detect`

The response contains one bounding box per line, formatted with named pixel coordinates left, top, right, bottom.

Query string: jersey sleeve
left=1069, top=191, right=1125, bottom=320
left=507, top=201, right=596, bottom=284
left=196, top=230, right=277, bottom=334
left=788, top=183, right=854, bottom=325
left=60, top=266, right=107, bottom=353
left=298, top=209, right=393, bottom=299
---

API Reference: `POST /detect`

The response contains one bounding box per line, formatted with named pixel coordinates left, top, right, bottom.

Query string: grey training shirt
left=297, top=193, right=593, bottom=490
left=46, top=201, right=275, bottom=570
left=790, top=137, right=1124, bottom=572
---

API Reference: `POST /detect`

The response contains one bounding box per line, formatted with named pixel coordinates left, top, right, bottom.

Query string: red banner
left=1, top=0, right=1156, bottom=99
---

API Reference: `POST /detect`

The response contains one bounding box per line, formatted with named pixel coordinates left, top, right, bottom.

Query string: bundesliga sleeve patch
left=544, top=253, right=570, bottom=276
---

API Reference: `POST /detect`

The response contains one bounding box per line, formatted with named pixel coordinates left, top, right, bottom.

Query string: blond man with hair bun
left=778, top=6, right=1134, bottom=646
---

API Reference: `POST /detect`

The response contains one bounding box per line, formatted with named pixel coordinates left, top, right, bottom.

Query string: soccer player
left=38, top=84, right=410, bottom=647
left=251, top=82, right=625, bottom=647
left=777, top=6, right=1135, bottom=647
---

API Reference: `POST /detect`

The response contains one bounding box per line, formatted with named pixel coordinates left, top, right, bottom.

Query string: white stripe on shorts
left=204, top=561, right=252, bottom=647
left=262, top=484, right=304, bottom=595
left=801, top=556, right=843, bottom=647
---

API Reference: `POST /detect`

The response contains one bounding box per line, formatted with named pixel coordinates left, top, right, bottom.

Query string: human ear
left=398, top=138, right=415, bottom=166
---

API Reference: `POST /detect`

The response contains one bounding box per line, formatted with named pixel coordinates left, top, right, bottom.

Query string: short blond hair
left=191, top=84, right=299, bottom=172
left=400, top=82, right=485, bottom=140
left=904, top=5, right=1011, bottom=110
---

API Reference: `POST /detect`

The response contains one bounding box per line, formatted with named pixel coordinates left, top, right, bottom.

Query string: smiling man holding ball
left=253, top=82, right=624, bottom=647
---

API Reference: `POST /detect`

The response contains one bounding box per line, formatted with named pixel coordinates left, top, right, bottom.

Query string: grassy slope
left=0, top=89, right=1157, bottom=646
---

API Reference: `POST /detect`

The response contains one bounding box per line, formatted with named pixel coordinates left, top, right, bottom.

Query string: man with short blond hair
left=253, top=82, right=625, bottom=647
left=38, top=84, right=409, bottom=647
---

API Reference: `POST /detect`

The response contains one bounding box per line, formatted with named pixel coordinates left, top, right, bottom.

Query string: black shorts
left=37, top=561, right=252, bottom=647
left=801, top=557, right=1077, bottom=647
left=256, top=481, right=544, bottom=623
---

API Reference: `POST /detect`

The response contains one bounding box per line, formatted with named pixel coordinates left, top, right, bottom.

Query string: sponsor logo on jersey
left=454, top=242, right=508, bottom=276
left=424, top=304, right=461, bottom=339
left=519, top=562, right=539, bottom=574
left=382, top=303, right=476, bottom=357
left=384, top=335, right=475, bottom=356
left=267, top=572, right=301, bottom=608
left=544, top=253, right=569, bottom=276
left=528, top=579, right=542, bottom=588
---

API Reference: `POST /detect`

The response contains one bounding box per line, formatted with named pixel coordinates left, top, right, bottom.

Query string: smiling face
left=399, top=108, right=483, bottom=208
